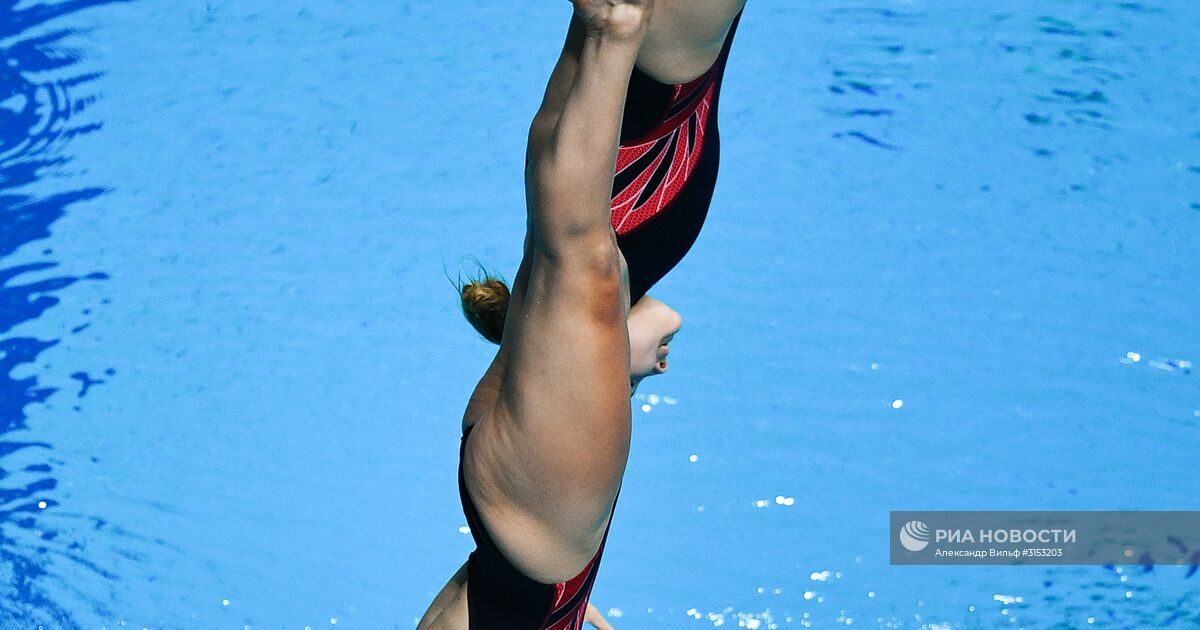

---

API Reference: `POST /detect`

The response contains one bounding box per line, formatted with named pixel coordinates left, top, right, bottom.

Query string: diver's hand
left=585, top=602, right=617, bottom=630
left=571, top=0, right=653, bottom=40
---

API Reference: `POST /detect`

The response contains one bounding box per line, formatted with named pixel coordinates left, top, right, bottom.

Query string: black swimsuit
left=613, top=11, right=743, bottom=303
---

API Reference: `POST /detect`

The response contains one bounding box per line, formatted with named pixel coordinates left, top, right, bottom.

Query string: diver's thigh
left=460, top=248, right=629, bottom=576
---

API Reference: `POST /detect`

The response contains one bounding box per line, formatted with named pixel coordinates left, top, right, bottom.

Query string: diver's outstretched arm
left=586, top=603, right=617, bottom=630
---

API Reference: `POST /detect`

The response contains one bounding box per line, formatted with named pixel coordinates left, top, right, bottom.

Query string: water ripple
left=820, top=4, right=927, bottom=151
left=0, top=0, right=130, bottom=625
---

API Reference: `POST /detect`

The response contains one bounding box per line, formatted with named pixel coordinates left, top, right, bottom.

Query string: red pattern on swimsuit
left=610, top=69, right=719, bottom=235
left=537, top=538, right=606, bottom=630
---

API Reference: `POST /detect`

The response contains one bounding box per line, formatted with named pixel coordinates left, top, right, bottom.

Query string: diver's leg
left=526, top=16, right=587, bottom=159
left=636, top=0, right=746, bottom=83
left=529, top=0, right=746, bottom=150
left=462, top=0, right=651, bottom=584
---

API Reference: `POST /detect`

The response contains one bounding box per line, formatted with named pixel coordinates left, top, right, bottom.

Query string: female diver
left=462, top=0, right=745, bottom=351
left=420, top=0, right=746, bottom=628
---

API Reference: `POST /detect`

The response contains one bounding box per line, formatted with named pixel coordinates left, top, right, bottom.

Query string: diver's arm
left=415, top=562, right=468, bottom=629
left=586, top=602, right=617, bottom=630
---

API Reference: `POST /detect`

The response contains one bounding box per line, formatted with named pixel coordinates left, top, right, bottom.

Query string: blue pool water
left=2, top=1, right=1198, bottom=627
